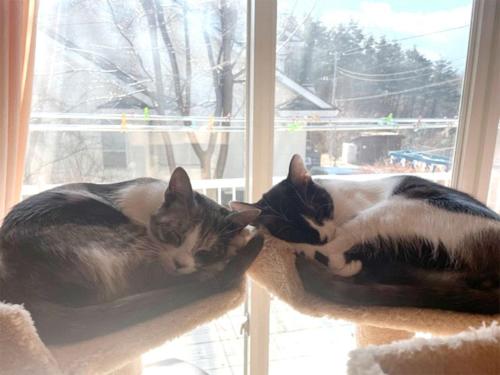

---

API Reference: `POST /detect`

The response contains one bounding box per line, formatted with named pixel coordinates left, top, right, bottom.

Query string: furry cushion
left=0, top=282, right=245, bottom=375
left=1, top=235, right=498, bottom=374
left=249, top=235, right=500, bottom=336
left=348, top=323, right=500, bottom=375
left=0, top=303, right=61, bottom=375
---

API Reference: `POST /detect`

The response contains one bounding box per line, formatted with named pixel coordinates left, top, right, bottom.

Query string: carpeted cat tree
left=0, top=283, right=246, bottom=374
left=1, top=235, right=499, bottom=374
left=249, top=236, right=500, bottom=374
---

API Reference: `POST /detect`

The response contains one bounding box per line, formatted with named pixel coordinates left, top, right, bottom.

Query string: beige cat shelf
left=0, top=282, right=246, bottom=374
left=1, top=235, right=499, bottom=374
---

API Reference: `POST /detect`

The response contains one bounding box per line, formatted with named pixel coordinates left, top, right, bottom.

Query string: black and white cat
left=0, top=167, right=263, bottom=344
left=232, top=155, right=500, bottom=313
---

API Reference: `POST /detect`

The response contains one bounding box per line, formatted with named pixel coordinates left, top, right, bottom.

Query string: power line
left=338, top=69, right=435, bottom=82
left=336, top=56, right=465, bottom=78
left=336, top=78, right=461, bottom=102
left=385, top=25, right=469, bottom=44
left=338, top=65, right=432, bottom=78
left=341, top=25, right=469, bottom=56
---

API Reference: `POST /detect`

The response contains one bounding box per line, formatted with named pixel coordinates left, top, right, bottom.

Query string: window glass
left=28, top=1, right=247, bottom=373
left=271, top=1, right=473, bottom=372
left=487, top=120, right=500, bottom=212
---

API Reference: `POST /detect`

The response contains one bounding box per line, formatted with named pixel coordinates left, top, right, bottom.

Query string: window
left=487, top=120, right=500, bottom=211
left=102, top=133, right=127, bottom=169
left=28, top=1, right=248, bottom=374
left=270, top=0, right=474, bottom=373
left=24, top=0, right=499, bottom=374
left=273, top=1, right=473, bottom=182
left=29, top=0, right=247, bottom=184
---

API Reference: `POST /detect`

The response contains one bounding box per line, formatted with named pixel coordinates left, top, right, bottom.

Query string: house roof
left=276, top=70, right=337, bottom=110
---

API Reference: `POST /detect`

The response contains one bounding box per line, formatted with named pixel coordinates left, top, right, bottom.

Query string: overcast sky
left=282, top=0, right=473, bottom=69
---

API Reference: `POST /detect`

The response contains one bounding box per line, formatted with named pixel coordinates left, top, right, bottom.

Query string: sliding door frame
left=244, top=1, right=277, bottom=375
left=244, top=1, right=500, bottom=374
left=452, top=0, right=500, bottom=201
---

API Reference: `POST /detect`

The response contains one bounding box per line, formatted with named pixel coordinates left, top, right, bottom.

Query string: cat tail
left=28, top=235, right=264, bottom=346
left=296, top=255, right=500, bottom=314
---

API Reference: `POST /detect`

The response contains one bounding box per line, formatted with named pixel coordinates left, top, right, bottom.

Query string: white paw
left=332, top=260, right=362, bottom=277
left=328, top=251, right=347, bottom=270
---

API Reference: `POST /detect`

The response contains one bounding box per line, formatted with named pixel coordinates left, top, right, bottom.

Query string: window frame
left=452, top=0, right=500, bottom=202
left=244, top=1, right=277, bottom=375
left=245, top=1, right=500, bottom=375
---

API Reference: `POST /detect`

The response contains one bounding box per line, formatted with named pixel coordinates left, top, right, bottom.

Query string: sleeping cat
left=0, top=167, right=263, bottom=344
left=231, top=155, right=500, bottom=313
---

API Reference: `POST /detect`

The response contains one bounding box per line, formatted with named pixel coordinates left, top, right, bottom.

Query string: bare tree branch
left=215, top=0, right=236, bottom=178
left=44, top=28, right=154, bottom=108
left=106, top=0, right=154, bottom=82
left=141, top=0, right=176, bottom=171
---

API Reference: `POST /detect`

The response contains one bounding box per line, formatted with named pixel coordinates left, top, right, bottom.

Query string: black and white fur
left=232, top=155, right=500, bottom=314
left=0, top=167, right=262, bottom=344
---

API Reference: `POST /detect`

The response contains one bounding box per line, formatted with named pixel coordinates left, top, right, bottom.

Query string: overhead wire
left=337, top=69, right=435, bottom=82
left=335, top=78, right=461, bottom=102
left=336, top=56, right=466, bottom=78
left=341, top=25, right=469, bottom=56
left=337, top=66, right=434, bottom=79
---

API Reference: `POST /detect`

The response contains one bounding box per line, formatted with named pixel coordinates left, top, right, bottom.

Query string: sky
left=281, top=0, right=473, bottom=69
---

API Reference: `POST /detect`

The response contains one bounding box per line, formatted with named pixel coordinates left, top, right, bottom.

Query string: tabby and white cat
left=0, top=167, right=262, bottom=344
left=232, top=155, right=499, bottom=313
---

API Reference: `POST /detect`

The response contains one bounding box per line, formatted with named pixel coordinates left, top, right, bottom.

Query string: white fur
left=292, top=177, right=403, bottom=275
left=159, top=224, right=203, bottom=274
left=318, top=176, right=402, bottom=226
left=323, top=196, right=500, bottom=276
left=58, top=189, right=111, bottom=206
left=297, top=176, right=500, bottom=277
left=78, top=246, right=133, bottom=295
left=303, top=216, right=337, bottom=242
left=115, top=181, right=167, bottom=226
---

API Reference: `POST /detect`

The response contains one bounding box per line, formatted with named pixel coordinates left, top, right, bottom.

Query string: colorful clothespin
left=208, top=116, right=215, bottom=130
left=287, top=120, right=303, bottom=132
left=121, top=113, right=128, bottom=131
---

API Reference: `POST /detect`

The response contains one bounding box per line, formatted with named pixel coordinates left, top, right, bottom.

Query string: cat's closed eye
left=150, top=218, right=183, bottom=246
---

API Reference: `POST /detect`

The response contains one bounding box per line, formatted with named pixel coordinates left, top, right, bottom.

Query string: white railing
left=22, top=172, right=450, bottom=204
left=29, top=113, right=458, bottom=133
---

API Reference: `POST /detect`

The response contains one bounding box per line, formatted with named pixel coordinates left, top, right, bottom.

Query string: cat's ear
left=166, top=167, right=194, bottom=203
left=227, top=208, right=261, bottom=228
left=229, top=201, right=260, bottom=212
left=287, top=154, right=311, bottom=187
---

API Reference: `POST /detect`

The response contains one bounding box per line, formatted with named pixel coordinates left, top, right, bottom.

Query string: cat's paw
left=328, top=251, right=347, bottom=269
left=328, top=250, right=362, bottom=276
left=332, top=260, right=362, bottom=277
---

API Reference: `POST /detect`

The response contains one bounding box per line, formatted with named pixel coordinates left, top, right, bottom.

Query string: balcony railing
left=22, top=172, right=450, bottom=204
left=29, top=113, right=458, bottom=133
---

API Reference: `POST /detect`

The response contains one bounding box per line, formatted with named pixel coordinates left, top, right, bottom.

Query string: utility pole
left=330, top=51, right=339, bottom=167
left=330, top=51, right=339, bottom=106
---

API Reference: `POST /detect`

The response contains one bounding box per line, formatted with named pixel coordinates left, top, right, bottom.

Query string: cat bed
left=348, top=323, right=500, bottom=375
left=0, top=282, right=245, bottom=374
left=2, top=234, right=498, bottom=374
left=249, top=235, right=500, bottom=339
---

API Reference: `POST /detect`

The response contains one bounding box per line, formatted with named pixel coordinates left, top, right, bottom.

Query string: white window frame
left=244, top=1, right=277, bottom=375
left=452, top=0, right=500, bottom=201
left=245, top=1, right=500, bottom=374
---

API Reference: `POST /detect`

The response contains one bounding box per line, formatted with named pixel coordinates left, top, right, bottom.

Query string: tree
left=33, top=0, right=246, bottom=179
left=278, top=17, right=463, bottom=118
